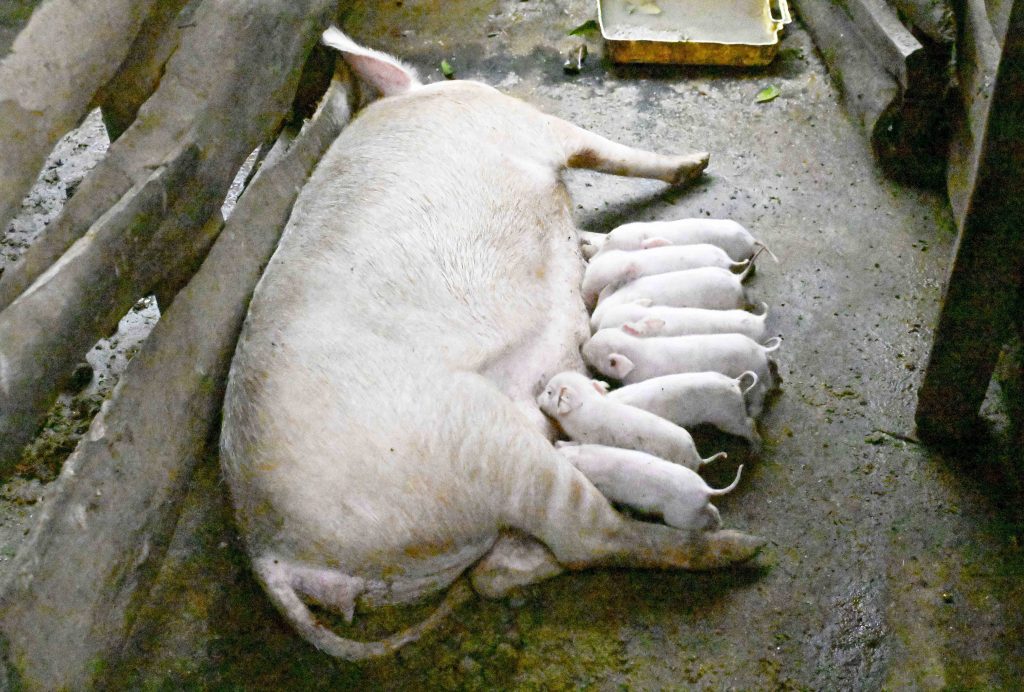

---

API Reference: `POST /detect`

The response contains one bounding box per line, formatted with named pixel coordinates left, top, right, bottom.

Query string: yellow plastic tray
left=598, top=0, right=792, bottom=66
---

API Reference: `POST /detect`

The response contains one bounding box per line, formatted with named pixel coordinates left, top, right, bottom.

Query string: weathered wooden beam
left=0, top=77, right=355, bottom=691
left=797, top=0, right=902, bottom=136
left=843, top=0, right=925, bottom=90
left=0, top=0, right=340, bottom=472
left=799, top=0, right=952, bottom=185
left=0, top=0, right=336, bottom=313
left=0, top=0, right=159, bottom=234
left=916, top=0, right=1024, bottom=440
left=947, top=0, right=1002, bottom=224
left=891, top=0, right=956, bottom=44
left=93, top=0, right=192, bottom=141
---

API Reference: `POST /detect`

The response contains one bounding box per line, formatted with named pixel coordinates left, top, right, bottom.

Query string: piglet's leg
left=551, top=118, right=709, bottom=186
left=505, top=436, right=764, bottom=572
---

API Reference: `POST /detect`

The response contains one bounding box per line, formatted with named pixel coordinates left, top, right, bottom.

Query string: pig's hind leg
left=514, top=451, right=764, bottom=573
left=252, top=555, right=473, bottom=660
left=478, top=393, right=765, bottom=574
left=552, top=118, right=710, bottom=186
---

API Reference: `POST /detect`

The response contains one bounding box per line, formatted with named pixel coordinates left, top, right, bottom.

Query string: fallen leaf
left=755, top=85, right=780, bottom=103
left=568, top=19, right=599, bottom=36
left=440, top=59, right=455, bottom=79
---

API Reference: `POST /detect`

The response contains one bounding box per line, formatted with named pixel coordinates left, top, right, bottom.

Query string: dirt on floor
left=2, top=0, right=1022, bottom=689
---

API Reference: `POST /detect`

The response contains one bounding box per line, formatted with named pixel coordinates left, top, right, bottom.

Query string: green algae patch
left=15, top=391, right=105, bottom=481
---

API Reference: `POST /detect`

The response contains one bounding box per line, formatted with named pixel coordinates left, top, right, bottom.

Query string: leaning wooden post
left=0, top=0, right=340, bottom=471
left=0, top=0, right=160, bottom=233
left=0, top=77, right=355, bottom=691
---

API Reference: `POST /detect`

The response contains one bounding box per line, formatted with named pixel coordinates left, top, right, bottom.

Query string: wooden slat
left=0, top=76, right=353, bottom=690
left=916, top=0, right=1024, bottom=440
left=0, top=0, right=160, bottom=234
left=0, top=0, right=338, bottom=473
left=844, top=0, right=925, bottom=89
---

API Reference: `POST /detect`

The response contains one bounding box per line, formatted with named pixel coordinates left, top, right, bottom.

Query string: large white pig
left=220, top=29, right=764, bottom=661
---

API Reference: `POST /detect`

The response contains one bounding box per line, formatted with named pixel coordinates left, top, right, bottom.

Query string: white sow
left=219, top=28, right=763, bottom=661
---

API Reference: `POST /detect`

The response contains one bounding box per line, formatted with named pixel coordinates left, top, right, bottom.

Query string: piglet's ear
left=642, top=317, right=666, bottom=332
left=608, top=353, right=635, bottom=379
left=622, top=321, right=644, bottom=337
left=632, top=298, right=654, bottom=307
left=591, top=379, right=610, bottom=395
left=641, top=237, right=672, bottom=249
left=556, top=386, right=576, bottom=415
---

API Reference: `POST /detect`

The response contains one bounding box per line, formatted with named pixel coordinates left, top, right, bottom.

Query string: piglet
left=581, top=245, right=747, bottom=310
left=594, top=300, right=769, bottom=341
left=558, top=444, right=743, bottom=531
left=609, top=371, right=761, bottom=448
left=599, top=218, right=777, bottom=262
left=537, top=371, right=725, bottom=471
left=578, top=230, right=606, bottom=260
left=589, top=266, right=752, bottom=330
left=582, top=330, right=782, bottom=415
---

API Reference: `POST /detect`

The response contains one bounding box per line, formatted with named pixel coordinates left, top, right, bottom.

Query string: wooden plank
left=947, top=0, right=1001, bottom=224
left=0, top=0, right=339, bottom=472
left=0, top=0, right=159, bottom=234
left=796, top=0, right=902, bottom=134
left=844, top=0, right=925, bottom=89
left=915, top=0, right=1024, bottom=441
left=0, top=76, right=353, bottom=690
left=93, top=0, right=191, bottom=141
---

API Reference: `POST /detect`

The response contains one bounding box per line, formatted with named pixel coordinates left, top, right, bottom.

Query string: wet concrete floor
left=7, top=0, right=1024, bottom=688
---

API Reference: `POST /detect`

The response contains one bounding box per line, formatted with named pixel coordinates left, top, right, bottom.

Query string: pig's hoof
left=670, top=152, right=710, bottom=186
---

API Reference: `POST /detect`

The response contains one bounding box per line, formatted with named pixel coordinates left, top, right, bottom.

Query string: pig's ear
left=641, top=237, right=672, bottom=249
left=642, top=317, right=666, bottom=332
left=608, top=354, right=635, bottom=379
left=622, top=321, right=644, bottom=337
left=632, top=298, right=654, bottom=307
left=322, top=26, right=421, bottom=96
left=591, top=379, right=610, bottom=395
left=556, top=386, right=579, bottom=415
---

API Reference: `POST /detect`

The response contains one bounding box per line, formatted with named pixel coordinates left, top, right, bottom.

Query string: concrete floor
left=7, top=0, right=1024, bottom=687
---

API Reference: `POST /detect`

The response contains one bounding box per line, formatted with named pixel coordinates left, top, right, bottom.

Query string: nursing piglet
left=559, top=445, right=743, bottom=531
left=578, top=230, right=606, bottom=260
left=609, top=372, right=762, bottom=448
left=594, top=300, right=769, bottom=340
left=537, top=372, right=725, bottom=471
left=583, top=330, right=782, bottom=415
left=589, top=266, right=751, bottom=330
left=599, top=218, right=777, bottom=262
left=581, top=244, right=746, bottom=309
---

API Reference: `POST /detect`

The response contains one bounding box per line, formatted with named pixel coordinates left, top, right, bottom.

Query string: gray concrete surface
left=4, top=0, right=1023, bottom=688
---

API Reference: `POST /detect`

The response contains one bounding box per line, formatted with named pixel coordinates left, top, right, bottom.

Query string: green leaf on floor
left=568, top=19, right=599, bottom=36
left=755, top=85, right=780, bottom=103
